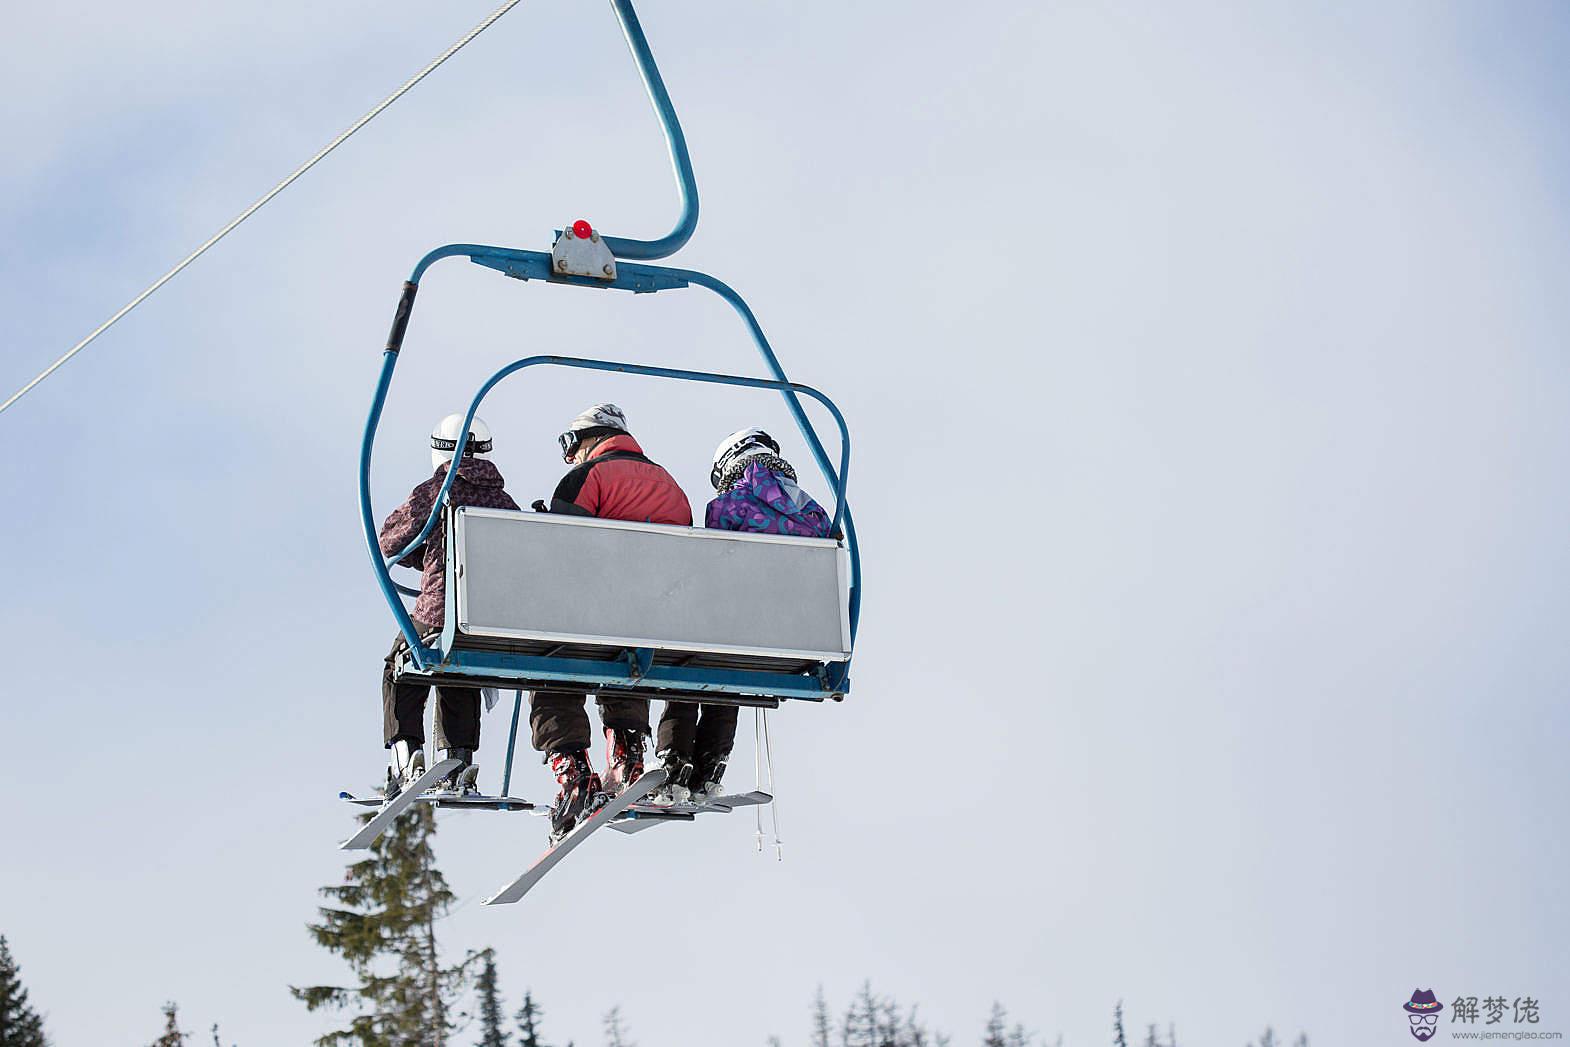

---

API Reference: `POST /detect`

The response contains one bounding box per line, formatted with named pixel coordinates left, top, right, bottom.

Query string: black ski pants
left=656, top=701, right=739, bottom=772
left=382, top=628, right=480, bottom=752
left=529, top=690, right=649, bottom=754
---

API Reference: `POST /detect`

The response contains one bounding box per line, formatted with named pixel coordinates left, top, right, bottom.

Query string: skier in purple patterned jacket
left=377, top=414, right=520, bottom=800
left=653, top=428, right=833, bottom=802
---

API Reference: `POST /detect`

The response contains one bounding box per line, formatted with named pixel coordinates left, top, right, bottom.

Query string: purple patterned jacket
left=705, top=461, right=832, bottom=538
left=379, top=458, right=520, bottom=628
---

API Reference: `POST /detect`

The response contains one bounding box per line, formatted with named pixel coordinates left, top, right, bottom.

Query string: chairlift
left=344, top=1, right=860, bottom=887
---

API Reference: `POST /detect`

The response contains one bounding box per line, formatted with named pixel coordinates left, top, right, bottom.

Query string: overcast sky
left=2, top=2, right=1567, bottom=1045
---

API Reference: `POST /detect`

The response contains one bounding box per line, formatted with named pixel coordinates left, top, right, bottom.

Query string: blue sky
left=2, top=2, right=1567, bottom=1045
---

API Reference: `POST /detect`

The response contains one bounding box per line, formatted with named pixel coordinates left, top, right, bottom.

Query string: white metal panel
left=453, top=508, right=851, bottom=661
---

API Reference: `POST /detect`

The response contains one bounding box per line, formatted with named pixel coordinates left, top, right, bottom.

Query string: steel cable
left=0, top=0, right=524, bottom=417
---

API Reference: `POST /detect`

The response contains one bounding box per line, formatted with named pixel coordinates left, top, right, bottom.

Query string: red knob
left=572, top=220, right=593, bottom=239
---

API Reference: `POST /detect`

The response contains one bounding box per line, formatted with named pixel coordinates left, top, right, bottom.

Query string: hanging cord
left=0, top=0, right=524, bottom=417
left=752, top=707, right=765, bottom=853
left=761, top=708, right=782, bottom=860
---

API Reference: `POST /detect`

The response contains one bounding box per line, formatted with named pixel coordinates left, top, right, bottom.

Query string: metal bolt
left=602, top=264, right=615, bottom=276
left=556, top=258, right=569, bottom=271
left=564, top=228, right=574, bottom=239
left=590, top=233, right=600, bottom=243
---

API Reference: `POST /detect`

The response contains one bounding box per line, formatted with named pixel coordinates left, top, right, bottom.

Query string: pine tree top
left=0, top=935, right=50, bottom=1047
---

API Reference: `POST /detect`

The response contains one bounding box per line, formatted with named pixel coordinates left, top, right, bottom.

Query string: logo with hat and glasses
left=1404, top=989, right=1443, bottom=1041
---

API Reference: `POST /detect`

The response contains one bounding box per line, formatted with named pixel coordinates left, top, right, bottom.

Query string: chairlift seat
left=392, top=506, right=852, bottom=704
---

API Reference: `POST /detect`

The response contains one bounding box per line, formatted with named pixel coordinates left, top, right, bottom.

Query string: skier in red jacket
left=530, top=404, right=693, bottom=839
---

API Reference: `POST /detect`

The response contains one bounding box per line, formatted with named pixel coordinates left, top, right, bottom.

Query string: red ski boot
left=547, top=750, right=604, bottom=842
left=602, top=727, right=646, bottom=797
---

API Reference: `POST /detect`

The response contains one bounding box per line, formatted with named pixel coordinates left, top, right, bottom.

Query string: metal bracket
left=623, top=646, right=654, bottom=681
left=551, top=221, right=617, bottom=280
left=818, top=660, right=850, bottom=698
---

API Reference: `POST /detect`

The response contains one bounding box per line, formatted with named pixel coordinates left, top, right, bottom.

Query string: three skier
left=376, top=408, right=833, bottom=842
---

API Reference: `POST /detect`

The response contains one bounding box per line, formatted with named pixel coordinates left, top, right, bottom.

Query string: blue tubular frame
left=600, top=0, right=699, bottom=260
left=360, top=246, right=860, bottom=696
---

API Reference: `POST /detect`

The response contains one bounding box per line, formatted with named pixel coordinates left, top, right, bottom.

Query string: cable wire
left=0, top=0, right=524, bottom=417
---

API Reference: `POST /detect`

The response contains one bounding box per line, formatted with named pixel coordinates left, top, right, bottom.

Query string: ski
left=606, top=809, right=693, bottom=841
left=339, top=790, right=538, bottom=812
left=607, top=789, right=773, bottom=834
left=482, top=767, right=668, bottom=905
left=338, top=757, right=462, bottom=850
left=704, top=789, right=773, bottom=811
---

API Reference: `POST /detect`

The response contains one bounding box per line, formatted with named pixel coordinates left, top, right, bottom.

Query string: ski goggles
left=558, top=425, right=623, bottom=463
left=430, top=434, right=492, bottom=456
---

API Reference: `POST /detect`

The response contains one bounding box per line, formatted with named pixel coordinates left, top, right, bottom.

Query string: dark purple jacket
left=379, top=458, right=520, bottom=628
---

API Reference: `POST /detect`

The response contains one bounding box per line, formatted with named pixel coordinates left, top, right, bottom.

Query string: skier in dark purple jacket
left=377, top=414, right=520, bottom=799
left=654, top=428, right=832, bottom=802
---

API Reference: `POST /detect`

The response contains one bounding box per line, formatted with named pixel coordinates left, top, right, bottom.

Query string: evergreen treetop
left=475, top=953, right=508, bottom=1047
left=0, top=937, right=48, bottom=1047
left=148, top=1002, right=189, bottom=1047
left=292, top=803, right=485, bottom=1046
left=602, top=1007, right=634, bottom=1047
left=515, top=990, right=548, bottom=1047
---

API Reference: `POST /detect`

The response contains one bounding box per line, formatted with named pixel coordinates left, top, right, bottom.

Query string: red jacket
left=549, top=434, right=692, bottom=526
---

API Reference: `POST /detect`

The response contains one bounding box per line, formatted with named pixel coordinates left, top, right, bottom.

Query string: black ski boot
left=437, top=748, right=480, bottom=795
left=691, top=750, right=730, bottom=804
left=547, top=750, right=604, bottom=843
left=651, top=747, right=693, bottom=805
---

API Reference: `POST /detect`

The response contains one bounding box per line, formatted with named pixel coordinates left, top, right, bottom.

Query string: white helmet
left=430, top=413, right=493, bottom=472
left=710, top=427, right=781, bottom=489
left=558, top=403, right=629, bottom=462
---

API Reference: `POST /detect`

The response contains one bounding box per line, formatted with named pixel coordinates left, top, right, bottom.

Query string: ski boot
left=383, top=739, right=425, bottom=803
left=436, top=748, right=481, bottom=795
left=690, top=751, right=730, bottom=805
left=649, top=747, right=693, bottom=806
left=601, top=726, right=647, bottom=798
left=547, top=750, right=604, bottom=843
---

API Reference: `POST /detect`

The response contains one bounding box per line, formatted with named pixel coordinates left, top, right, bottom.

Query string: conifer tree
left=149, top=1002, right=189, bottom=1047
left=602, top=1008, right=634, bottom=1047
left=840, top=983, right=881, bottom=1047
left=0, top=937, right=48, bottom=1047
left=1112, top=1002, right=1128, bottom=1047
left=809, top=988, right=832, bottom=1047
left=293, top=804, right=486, bottom=1046
left=475, top=953, right=508, bottom=1047
left=514, top=991, right=548, bottom=1047
left=982, top=1003, right=1008, bottom=1047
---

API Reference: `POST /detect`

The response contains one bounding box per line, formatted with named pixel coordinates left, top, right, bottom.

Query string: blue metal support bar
left=599, top=0, right=699, bottom=260
left=500, top=690, right=522, bottom=807
left=408, top=649, right=833, bottom=701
